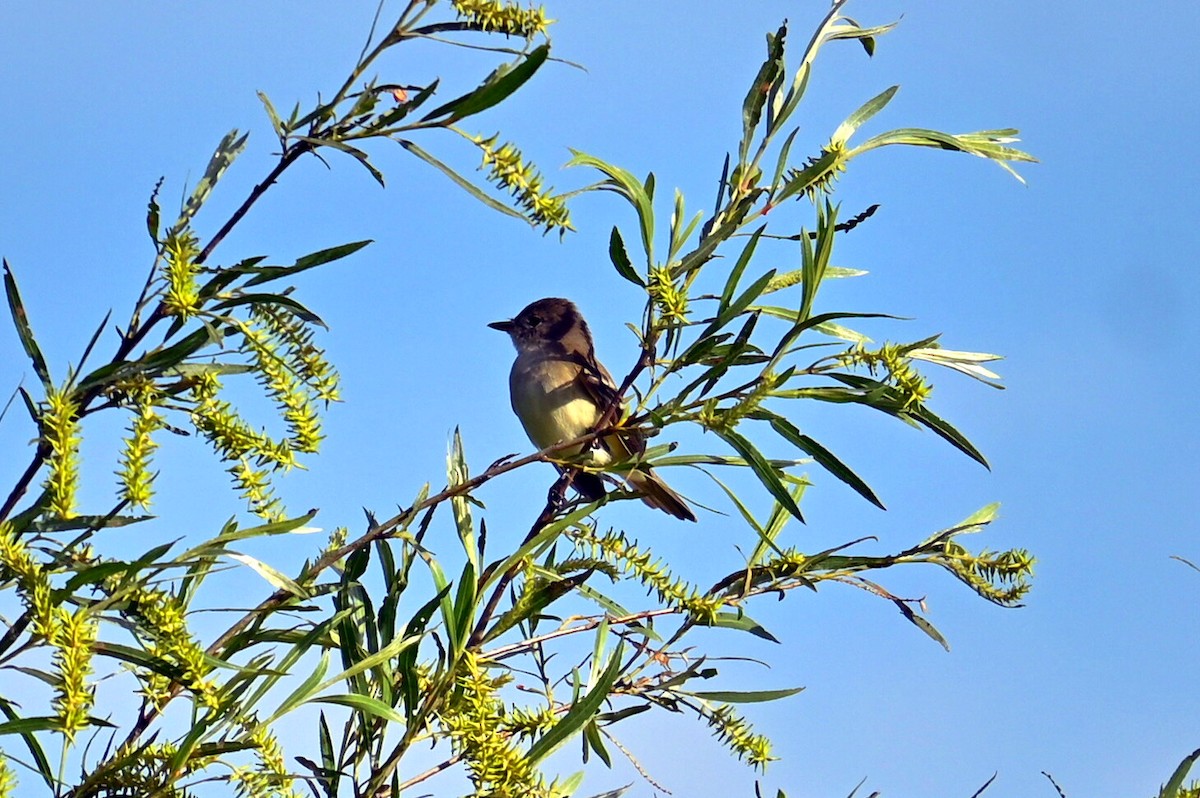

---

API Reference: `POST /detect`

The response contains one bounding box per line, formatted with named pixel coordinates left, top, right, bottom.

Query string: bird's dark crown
left=490, top=297, right=591, bottom=350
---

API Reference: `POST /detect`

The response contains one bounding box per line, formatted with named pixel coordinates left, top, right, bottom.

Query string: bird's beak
left=488, top=319, right=514, bottom=332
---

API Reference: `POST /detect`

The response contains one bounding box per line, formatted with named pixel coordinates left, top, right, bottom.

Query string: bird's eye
left=526, top=315, right=542, bottom=327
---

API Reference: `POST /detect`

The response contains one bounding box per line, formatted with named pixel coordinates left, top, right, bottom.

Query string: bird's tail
left=627, top=468, right=696, bottom=522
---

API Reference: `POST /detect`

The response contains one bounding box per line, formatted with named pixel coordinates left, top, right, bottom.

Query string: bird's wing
left=569, top=351, right=646, bottom=458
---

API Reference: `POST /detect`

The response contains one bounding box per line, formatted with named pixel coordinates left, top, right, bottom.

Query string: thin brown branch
left=196, top=146, right=308, bottom=266
left=394, top=752, right=466, bottom=793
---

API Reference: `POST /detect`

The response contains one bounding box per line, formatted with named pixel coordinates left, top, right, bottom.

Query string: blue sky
left=2, top=2, right=1198, bottom=796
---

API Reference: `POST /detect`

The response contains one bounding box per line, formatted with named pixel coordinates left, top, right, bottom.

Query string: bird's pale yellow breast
left=509, top=356, right=604, bottom=459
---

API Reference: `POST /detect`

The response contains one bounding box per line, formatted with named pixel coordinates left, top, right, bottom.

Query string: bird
left=489, top=297, right=696, bottom=521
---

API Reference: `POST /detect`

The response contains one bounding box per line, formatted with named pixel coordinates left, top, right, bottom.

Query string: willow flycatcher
left=490, top=297, right=696, bottom=521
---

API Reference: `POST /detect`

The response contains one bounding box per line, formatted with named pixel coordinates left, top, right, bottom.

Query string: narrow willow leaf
left=211, top=293, right=327, bottom=327
left=740, top=23, right=788, bottom=162
left=308, top=631, right=421, bottom=702
left=242, top=240, right=372, bottom=287
left=683, top=686, right=804, bottom=704
left=146, top=178, right=163, bottom=244
left=228, top=552, right=310, bottom=598
left=211, top=509, right=320, bottom=544
left=479, top=503, right=602, bottom=593
left=811, top=320, right=871, bottom=344
left=608, top=226, right=643, bottom=286
left=423, top=44, right=550, bottom=122
left=719, top=268, right=775, bottom=329
left=705, top=611, right=779, bottom=643
left=0, top=697, right=53, bottom=789
left=909, top=403, right=990, bottom=469
left=318, top=712, right=337, bottom=784
left=310, top=693, right=406, bottom=724
left=567, top=150, right=654, bottom=264
left=764, top=413, right=884, bottom=509
left=174, top=129, right=249, bottom=232
left=32, top=514, right=153, bottom=534
left=3, top=260, right=51, bottom=388
left=851, top=127, right=1036, bottom=183
left=895, top=600, right=950, bottom=651
left=399, top=586, right=448, bottom=719
left=486, top=569, right=591, bottom=643
left=583, top=721, right=612, bottom=767
left=715, top=429, right=804, bottom=522
left=0, top=717, right=73, bottom=736
left=76, top=308, right=113, bottom=378
left=400, top=140, right=530, bottom=223
left=450, top=559, right=477, bottom=655
left=831, top=85, right=898, bottom=145
left=1160, top=747, right=1200, bottom=798
left=295, top=135, right=385, bottom=186
left=770, top=127, right=800, bottom=194
left=526, top=642, right=626, bottom=766
left=719, top=225, right=765, bottom=316
left=588, top=617, right=611, bottom=689
left=267, top=651, right=330, bottom=723
left=257, top=90, right=285, bottom=141
left=137, top=326, right=218, bottom=375
left=447, top=427, right=478, bottom=572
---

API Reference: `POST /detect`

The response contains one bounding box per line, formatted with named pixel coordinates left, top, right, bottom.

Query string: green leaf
left=211, top=293, right=327, bottom=328
left=567, top=150, right=654, bottom=265
left=486, top=569, right=592, bottom=643
left=740, top=23, right=788, bottom=162
left=3, top=260, right=51, bottom=388
left=851, top=127, right=1036, bottom=183
left=310, top=693, right=406, bottom=724
left=683, top=686, right=804, bottom=703
left=0, top=697, right=53, bottom=789
left=422, top=44, right=550, bottom=123
left=267, top=650, right=330, bottom=723
left=0, top=717, right=65, bottom=736
left=136, top=326, right=218, bottom=376
left=763, top=413, right=884, bottom=509
left=447, top=427, right=478, bottom=573
left=479, top=503, right=603, bottom=593
left=719, top=225, right=765, bottom=317
left=831, top=85, right=898, bottom=145
left=450, top=559, right=477, bottom=656
left=526, top=642, right=625, bottom=765
left=399, top=586, right=449, bottom=719
left=608, top=227, right=643, bottom=286
left=715, top=428, right=804, bottom=523
left=294, top=135, right=385, bottom=186
left=400, top=139, right=530, bottom=224
left=908, top=403, right=990, bottom=469
left=228, top=552, right=310, bottom=598
left=307, top=632, right=422, bottom=703
left=1160, top=747, right=1200, bottom=798
left=583, top=721, right=612, bottom=767
left=894, top=599, right=950, bottom=651
left=173, top=129, right=248, bottom=233
left=31, top=514, right=153, bottom=534
left=146, top=178, right=163, bottom=244
left=242, top=240, right=372, bottom=287
left=704, top=610, right=779, bottom=643
left=258, top=90, right=286, bottom=141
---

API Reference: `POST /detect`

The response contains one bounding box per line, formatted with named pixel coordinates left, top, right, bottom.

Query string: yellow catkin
left=52, top=607, right=98, bottom=742
left=42, top=386, right=82, bottom=519
left=0, top=750, right=17, bottom=796
left=0, top=522, right=56, bottom=639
